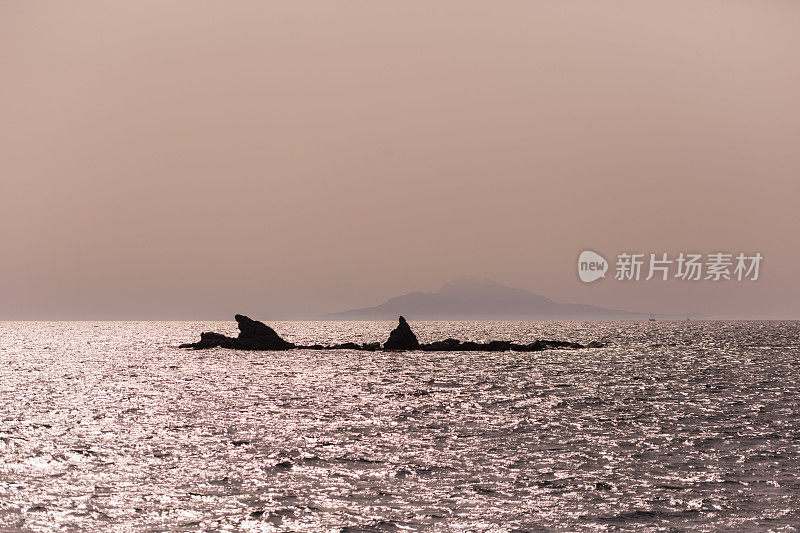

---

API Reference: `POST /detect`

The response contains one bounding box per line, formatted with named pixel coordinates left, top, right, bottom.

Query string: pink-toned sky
left=2, top=2, right=798, bottom=319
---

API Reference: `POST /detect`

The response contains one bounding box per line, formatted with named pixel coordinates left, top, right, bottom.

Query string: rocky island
left=179, top=314, right=605, bottom=352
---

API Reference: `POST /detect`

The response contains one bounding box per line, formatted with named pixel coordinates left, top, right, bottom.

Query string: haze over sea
left=1, top=320, right=799, bottom=531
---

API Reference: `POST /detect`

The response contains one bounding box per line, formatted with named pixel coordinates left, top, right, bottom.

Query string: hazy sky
left=2, top=2, right=799, bottom=319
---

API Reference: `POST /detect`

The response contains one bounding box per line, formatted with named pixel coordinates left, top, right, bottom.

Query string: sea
left=1, top=320, right=799, bottom=532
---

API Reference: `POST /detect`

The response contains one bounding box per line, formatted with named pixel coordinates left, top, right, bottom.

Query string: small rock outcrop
left=383, top=316, right=420, bottom=350
left=186, top=331, right=233, bottom=350
left=422, top=338, right=461, bottom=351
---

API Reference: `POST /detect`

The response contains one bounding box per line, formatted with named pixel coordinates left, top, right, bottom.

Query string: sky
left=1, top=2, right=799, bottom=319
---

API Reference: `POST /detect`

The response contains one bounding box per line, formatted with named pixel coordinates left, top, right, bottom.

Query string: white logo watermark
left=578, top=250, right=608, bottom=283
left=578, top=251, right=762, bottom=283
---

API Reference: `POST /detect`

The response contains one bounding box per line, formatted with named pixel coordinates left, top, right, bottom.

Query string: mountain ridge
left=329, top=278, right=641, bottom=320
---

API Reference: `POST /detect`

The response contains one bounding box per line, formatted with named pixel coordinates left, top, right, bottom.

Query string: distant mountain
left=329, top=278, right=641, bottom=320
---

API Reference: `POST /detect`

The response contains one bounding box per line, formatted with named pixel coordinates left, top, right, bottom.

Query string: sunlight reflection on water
left=1, top=320, right=799, bottom=531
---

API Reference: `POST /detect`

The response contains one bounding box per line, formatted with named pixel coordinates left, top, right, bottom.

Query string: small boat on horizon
left=649, top=313, right=656, bottom=322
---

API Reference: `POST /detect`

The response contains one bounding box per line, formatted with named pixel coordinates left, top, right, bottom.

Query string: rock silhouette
left=179, top=314, right=294, bottom=350
left=383, top=316, right=420, bottom=350
left=180, top=315, right=605, bottom=352
left=233, top=314, right=294, bottom=350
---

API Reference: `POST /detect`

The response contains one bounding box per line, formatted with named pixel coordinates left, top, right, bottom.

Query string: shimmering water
left=1, top=320, right=799, bottom=532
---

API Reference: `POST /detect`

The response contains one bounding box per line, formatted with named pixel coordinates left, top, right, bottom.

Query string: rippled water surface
left=1, top=320, right=799, bottom=531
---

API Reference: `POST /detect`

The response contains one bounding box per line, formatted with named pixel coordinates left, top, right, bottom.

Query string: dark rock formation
left=332, top=342, right=361, bottom=350
left=421, top=338, right=461, bottom=351
left=236, top=314, right=274, bottom=340
left=179, top=314, right=603, bottom=353
left=541, top=340, right=584, bottom=349
left=179, top=314, right=294, bottom=350
left=178, top=331, right=233, bottom=350
left=419, top=337, right=587, bottom=353
left=383, top=316, right=420, bottom=350
left=233, top=314, right=294, bottom=350
left=486, top=340, right=512, bottom=352
left=458, top=341, right=481, bottom=351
